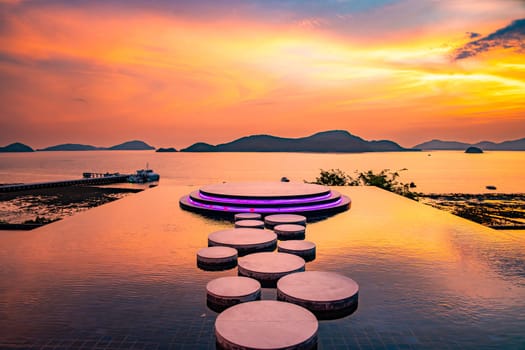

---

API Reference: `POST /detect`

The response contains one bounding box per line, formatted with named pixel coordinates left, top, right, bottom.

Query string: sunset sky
left=0, top=0, right=524, bottom=149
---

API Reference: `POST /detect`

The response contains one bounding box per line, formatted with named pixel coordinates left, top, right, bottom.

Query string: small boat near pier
left=127, top=169, right=160, bottom=183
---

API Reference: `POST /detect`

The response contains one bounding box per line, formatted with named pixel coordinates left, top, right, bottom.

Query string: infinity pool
left=1, top=185, right=524, bottom=349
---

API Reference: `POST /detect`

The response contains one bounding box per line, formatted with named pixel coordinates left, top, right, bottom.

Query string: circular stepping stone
left=238, top=252, right=305, bottom=287
left=196, top=246, right=238, bottom=270
left=215, top=300, right=318, bottom=350
left=234, top=212, right=262, bottom=221
left=206, top=276, right=261, bottom=312
left=235, top=219, right=265, bottom=229
left=277, top=271, right=359, bottom=319
left=208, top=228, right=277, bottom=256
left=274, top=224, right=306, bottom=240
left=278, top=240, right=316, bottom=262
left=265, top=214, right=307, bottom=228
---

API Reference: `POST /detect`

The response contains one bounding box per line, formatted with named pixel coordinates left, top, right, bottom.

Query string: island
left=37, top=140, right=156, bottom=151
left=181, top=130, right=415, bottom=153
left=414, top=137, right=525, bottom=150
left=38, top=143, right=100, bottom=151
left=156, top=147, right=177, bottom=152
left=107, top=140, right=155, bottom=150
left=0, top=142, right=34, bottom=152
left=465, top=146, right=483, bottom=153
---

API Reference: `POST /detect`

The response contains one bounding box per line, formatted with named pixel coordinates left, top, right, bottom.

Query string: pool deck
left=0, top=184, right=524, bottom=349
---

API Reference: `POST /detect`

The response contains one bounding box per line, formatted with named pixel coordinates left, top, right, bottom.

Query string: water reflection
left=0, top=185, right=524, bottom=349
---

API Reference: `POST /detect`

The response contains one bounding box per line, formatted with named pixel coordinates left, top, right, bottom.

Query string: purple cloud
left=455, top=18, right=525, bottom=60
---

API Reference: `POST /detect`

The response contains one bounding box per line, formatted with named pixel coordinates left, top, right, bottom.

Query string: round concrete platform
left=235, top=219, right=265, bottom=229
left=179, top=182, right=351, bottom=218
left=201, top=182, right=329, bottom=199
left=278, top=240, right=316, bottom=262
left=274, top=224, right=306, bottom=240
left=215, top=300, right=318, bottom=350
left=238, top=252, right=305, bottom=287
left=206, top=276, right=261, bottom=312
left=265, top=214, right=307, bottom=228
left=197, top=246, right=238, bottom=270
left=277, top=271, right=359, bottom=319
left=234, top=213, right=262, bottom=221
left=208, top=228, right=277, bottom=256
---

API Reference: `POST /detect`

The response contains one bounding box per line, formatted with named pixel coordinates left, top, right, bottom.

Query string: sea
left=1, top=150, right=524, bottom=193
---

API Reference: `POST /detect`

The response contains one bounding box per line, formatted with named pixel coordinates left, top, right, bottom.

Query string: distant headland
left=0, top=140, right=155, bottom=152
left=156, top=147, right=177, bottom=153
left=180, top=130, right=414, bottom=153
left=2, top=132, right=525, bottom=153
left=38, top=140, right=155, bottom=151
left=0, top=142, right=34, bottom=152
left=413, top=138, right=525, bottom=151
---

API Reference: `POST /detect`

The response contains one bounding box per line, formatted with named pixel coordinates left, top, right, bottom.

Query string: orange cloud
left=0, top=2, right=524, bottom=148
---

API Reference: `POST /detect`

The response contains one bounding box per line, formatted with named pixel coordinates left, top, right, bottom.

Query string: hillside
left=413, top=140, right=471, bottom=150
left=0, top=142, right=34, bottom=152
left=38, top=143, right=100, bottom=151
left=107, top=140, right=155, bottom=150
left=414, top=138, right=525, bottom=150
left=181, top=130, right=412, bottom=153
left=36, top=140, right=155, bottom=151
left=156, top=147, right=177, bottom=152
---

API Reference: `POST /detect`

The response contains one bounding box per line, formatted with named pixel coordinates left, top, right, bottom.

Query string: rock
left=465, top=146, right=483, bottom=154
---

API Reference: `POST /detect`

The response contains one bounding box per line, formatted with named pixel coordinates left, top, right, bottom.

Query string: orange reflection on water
left=0, top=184, right=524, bottom=344
left=310, top=187, right=525, bottom=301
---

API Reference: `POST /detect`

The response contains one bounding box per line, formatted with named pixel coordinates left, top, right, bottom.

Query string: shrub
left=309, top=168, right=418, bottom=200
left=313, top=168, right=351, bottom=186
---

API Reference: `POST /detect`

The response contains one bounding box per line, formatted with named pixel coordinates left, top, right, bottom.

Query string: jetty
left=0, top=173, right=130, bottom=193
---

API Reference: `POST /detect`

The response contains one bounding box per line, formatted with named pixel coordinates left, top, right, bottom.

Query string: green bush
left=309, top=168, right=418, bottom=200
left=313, top=168, right=351, bottom=186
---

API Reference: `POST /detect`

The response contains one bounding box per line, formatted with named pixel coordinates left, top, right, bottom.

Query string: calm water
left=1, top=152, right=525, bottom=349
left=0, top=150, right=524, bottom=193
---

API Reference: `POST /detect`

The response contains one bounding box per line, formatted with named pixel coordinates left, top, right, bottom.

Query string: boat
left=128, top=169, right=160, bottom=183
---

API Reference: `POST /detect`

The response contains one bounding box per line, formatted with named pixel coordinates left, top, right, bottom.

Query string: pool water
left=1, top=185, right=524, bottom=349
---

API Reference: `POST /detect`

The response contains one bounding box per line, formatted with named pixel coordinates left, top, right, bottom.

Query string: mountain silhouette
left=181, top=130, right=411, bottom=152
left=37, top=140, right=155, bottom=151
left=414, top=138, right=525, bottom=150
left=0, top=142, right=34, bottom=152
left=38, top=143, right=100, bottom=151
left=108, top=140, right=155, bottom=150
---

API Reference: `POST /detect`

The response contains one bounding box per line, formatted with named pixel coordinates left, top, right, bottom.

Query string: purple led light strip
left=186, top=196, right=345, bottom=213
left=197, top=191, right=333, bottom=204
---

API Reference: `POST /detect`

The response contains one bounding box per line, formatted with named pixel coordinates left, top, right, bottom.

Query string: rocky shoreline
left=0, top=186, right=143, bottom=230
left=420, top=193, right=525, bottom=229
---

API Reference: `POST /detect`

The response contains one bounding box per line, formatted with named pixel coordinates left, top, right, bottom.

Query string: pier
left=0, top=173, right=130, bottom=193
